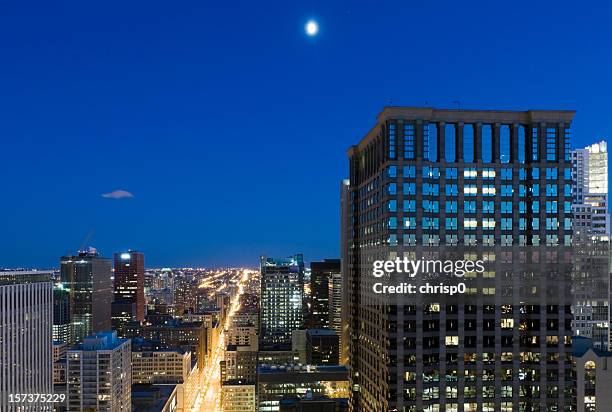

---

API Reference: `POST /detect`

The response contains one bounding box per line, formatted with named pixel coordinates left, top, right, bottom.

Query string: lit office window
left=464, top=168, right=477, bottom=179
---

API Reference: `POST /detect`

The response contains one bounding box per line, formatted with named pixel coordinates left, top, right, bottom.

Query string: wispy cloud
left=101, top=190, right=134, bottom=199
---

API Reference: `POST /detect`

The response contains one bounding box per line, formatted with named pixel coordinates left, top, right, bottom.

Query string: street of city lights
left=192, top=269, right=252, bottom=412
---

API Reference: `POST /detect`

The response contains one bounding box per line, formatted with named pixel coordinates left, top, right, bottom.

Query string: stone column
left=457, top=122, right=464, bottom=162
left=492, top=123, right=501, bottom=163
left=474, top=122, right=482, bottom=163
left=438, top=122, right=445, bottom=162
left=511, top=123, right=519, bottom=163
left=415, top=120, right=423, bottom=161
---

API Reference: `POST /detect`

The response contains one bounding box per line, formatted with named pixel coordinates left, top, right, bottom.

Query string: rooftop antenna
left=78, top=229, right=95, bottom=253
left=452, top=100, right=461, bottom=110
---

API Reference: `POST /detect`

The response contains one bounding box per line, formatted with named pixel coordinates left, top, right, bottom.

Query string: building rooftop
left=352, top=106, right=576, bottom=153
left=131, top=384, right=177, bottom=412
left=573, top=336, right=612, bottom=358
left=307, top=328, right=338, bottom=337
left=222, top=379, right=256, bottom=386
left=0, top=270, right=53, bottom=285
left=258, top=364, right=348, bottom=374
left=70, top=331, right=129, bottom=351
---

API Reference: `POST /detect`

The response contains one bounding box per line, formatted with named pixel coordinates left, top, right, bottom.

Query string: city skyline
left=2, top=1, right=612, bottom=268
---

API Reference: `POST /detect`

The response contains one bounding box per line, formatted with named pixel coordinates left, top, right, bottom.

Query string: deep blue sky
left=1, top=0, right=611, bottom=268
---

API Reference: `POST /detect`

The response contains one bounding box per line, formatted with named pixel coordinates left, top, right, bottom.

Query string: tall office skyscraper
left=571, top=141, right=611, bottom=349
left=60, top=247, right=113, bottom=345
left=310, top=259, right=340, bottom=328
left=572, top=141, right=610, bottom=239
left=260, top=254, right=304, bottom=346
left=113, top=250, right=145, bottom=322
left=346, top=107, right=575, bottom=411
left=328, top=269, right=343, bottom=338
left=66, top=331, right=131, bottom=411
left=0, top=271, right=53, bottom=409
left=340, top=178, right=351, bottom=365
left=53, top=282, right=71, bottom=342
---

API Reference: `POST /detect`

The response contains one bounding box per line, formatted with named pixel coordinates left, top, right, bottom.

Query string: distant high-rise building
left=260, top=255, right=305, bottom=346
left=310, top=259, right=340, bottom=328
left=53, top=282, right=71, bottom=342
left=328, top=271, right=342, bottom=345
left=113, top=250, right=145, bottom=322
left=347, top=107, right=575, bottom=411
left=60, top=248, right=113, bottom=345
left=0, top=271, right=53, bottom=410
left=53, top=341, right=68, bottom=384
left=110, top=298, right=136, bottom=337
left=66, top=331, right=131, bottom=411
left=572, top=141, right=610, bottom=239
left=571, top=141, right=611, bottom=350
left=340, top=179, right=350, bottom=365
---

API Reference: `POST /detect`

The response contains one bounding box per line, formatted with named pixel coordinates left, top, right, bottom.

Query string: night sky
left=2, top=0, right=611, bottom=268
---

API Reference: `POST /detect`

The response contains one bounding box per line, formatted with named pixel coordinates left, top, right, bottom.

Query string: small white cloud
left=101, top=190, right=134, bottom=199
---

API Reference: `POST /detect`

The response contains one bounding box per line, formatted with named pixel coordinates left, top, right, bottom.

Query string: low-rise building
left=257, top=365, right=349, bottom=411
left=306, top=329, right=339, bottom=365
left=222, top=380, right=256, bottom=412
left=222, top=344, right=257, bottom=382
left=227, top=325, right=258, bottom=348
left=132, top=349, right=191, bottom=384
left=574, top=336, right=612, bottom=412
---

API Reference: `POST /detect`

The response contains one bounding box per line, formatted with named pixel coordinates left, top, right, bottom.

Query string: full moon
left=305, top=20, right=319, bottom=36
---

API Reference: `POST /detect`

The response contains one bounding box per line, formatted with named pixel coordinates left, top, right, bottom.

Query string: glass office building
left=346, top=107, right=575, bottom=411
left=260, top=255, right=305, bottom=346
left=60, top=248, right=112, bottom=345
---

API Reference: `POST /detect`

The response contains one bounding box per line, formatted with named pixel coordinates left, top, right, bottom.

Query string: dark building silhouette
left=113, top=251, right=145, bottom=323
left=310, top=259, right=340, bottom=328
left=53, top=284, right=71, bottom=342
left=306, top=328, right=339, bottom=365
